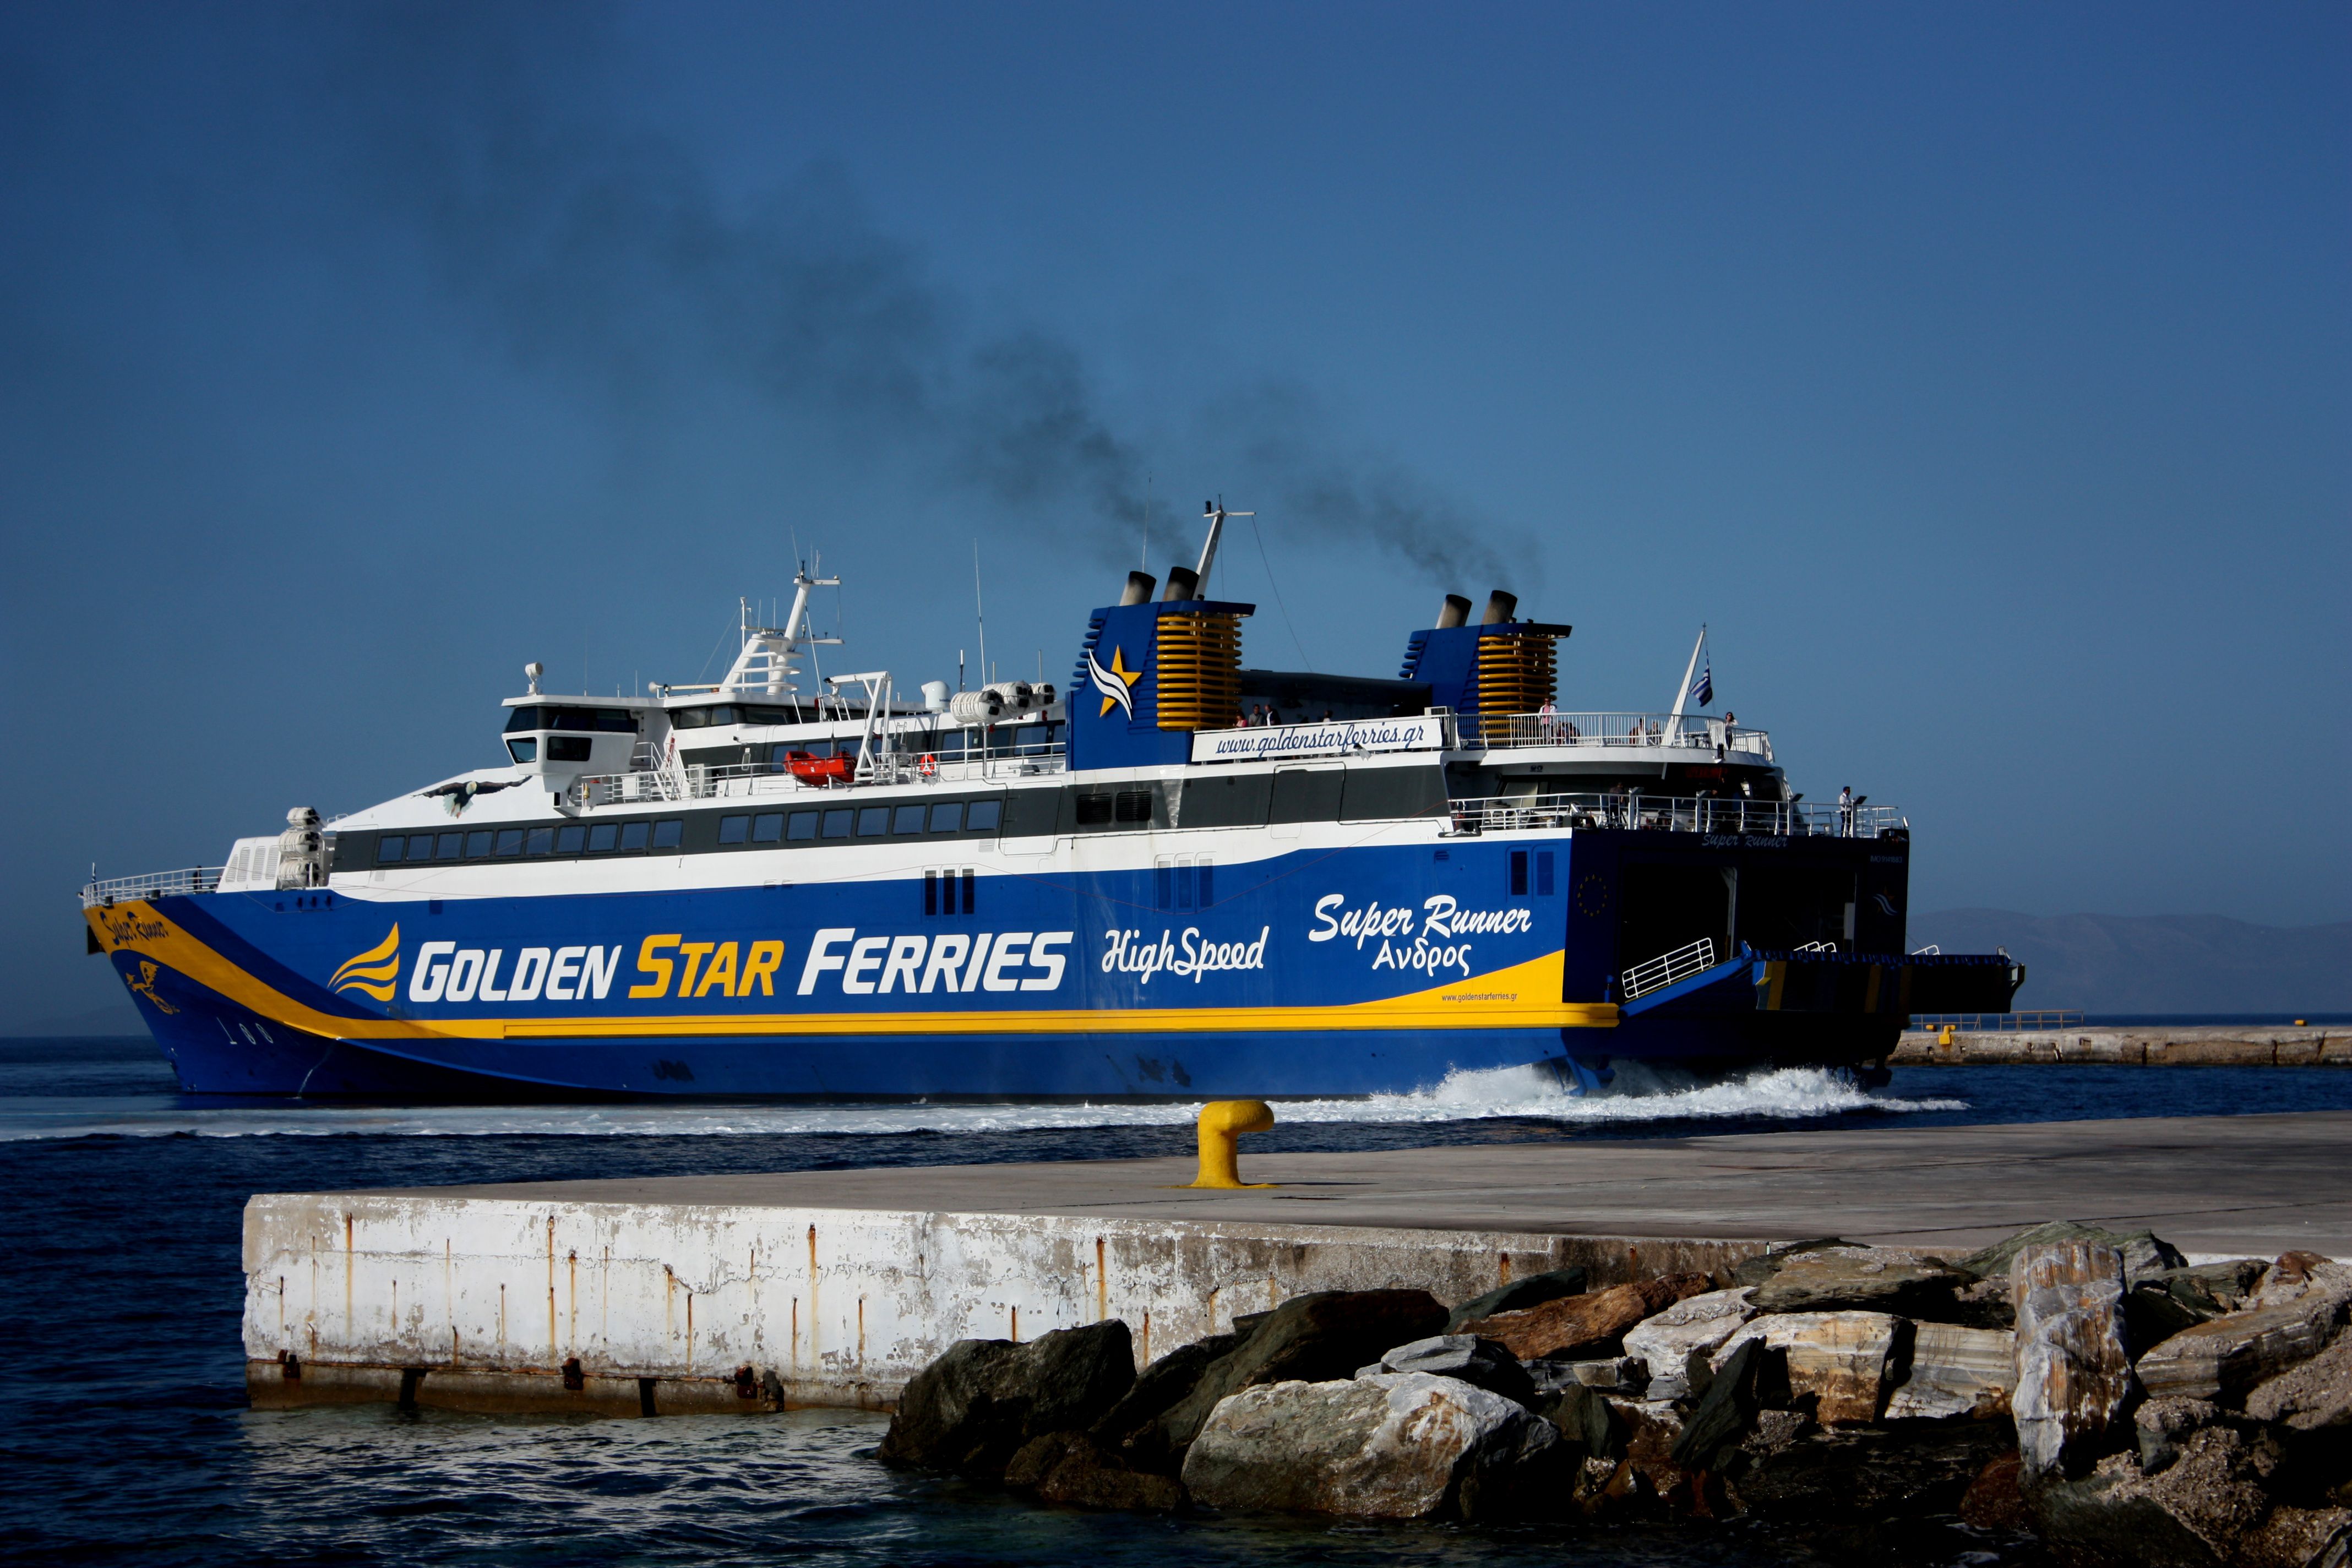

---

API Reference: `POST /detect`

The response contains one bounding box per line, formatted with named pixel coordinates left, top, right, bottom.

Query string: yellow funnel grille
left=1155, top=612, right=1243, bottom=731
left=1476, top=633, right=1556, bottom=738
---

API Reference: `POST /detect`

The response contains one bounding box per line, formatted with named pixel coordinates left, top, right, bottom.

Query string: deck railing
left=1912, top=1011, right=2084, bottom=1033
left=1622, top=937, right=1718, bottom=1000
left=1447, top=793, right=1903, bottom=837
left=570, top=743, right=1069, bottom=807
left=1468, top=711, right=1773, bottom=761
left=81, top=867, right=224, bottom=908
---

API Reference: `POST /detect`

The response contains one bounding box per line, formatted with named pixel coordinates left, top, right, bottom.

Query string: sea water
left=7, top=1037, right=2352, bottom=1565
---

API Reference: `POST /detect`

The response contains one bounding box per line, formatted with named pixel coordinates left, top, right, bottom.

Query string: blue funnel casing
left=1068, top=598, right=1256, bottom=771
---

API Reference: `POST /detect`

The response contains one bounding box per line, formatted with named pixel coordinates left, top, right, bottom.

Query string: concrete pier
left=243, top=1110, right=2352, bottom=1416
left=1891, top=1023, right=2347, bottom=1066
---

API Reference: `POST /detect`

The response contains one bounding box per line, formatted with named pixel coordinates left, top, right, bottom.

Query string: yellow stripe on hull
left=87, top=903, right=1618, bottom=1042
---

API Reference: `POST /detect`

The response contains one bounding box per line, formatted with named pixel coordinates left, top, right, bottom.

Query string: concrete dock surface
left=380, top=1108, right=2352, bottom=1260
left=246, top=1110, right=2352, bottom=1414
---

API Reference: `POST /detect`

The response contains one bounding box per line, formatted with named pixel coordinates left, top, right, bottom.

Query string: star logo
left=1087, top=645, right=1142, bottom=718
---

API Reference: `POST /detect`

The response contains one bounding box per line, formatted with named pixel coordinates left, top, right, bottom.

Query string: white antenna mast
left=1195, top=497, right=1253, bottom=598
left=973, top=541, right=989, bottom=687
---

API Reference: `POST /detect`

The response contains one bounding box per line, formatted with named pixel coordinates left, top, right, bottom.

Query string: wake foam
left=0, top=1064, right=1963, bottom=1141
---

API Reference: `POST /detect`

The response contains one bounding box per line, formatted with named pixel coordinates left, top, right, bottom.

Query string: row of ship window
left=716, top=799, right=1003, bottom=843
left=378, top=820, right=684, bottom=864
left=371, top=798, right=1009, bottom=867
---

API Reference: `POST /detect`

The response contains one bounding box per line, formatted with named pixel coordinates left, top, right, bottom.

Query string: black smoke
left=328, top=2, right=1532, bottom=589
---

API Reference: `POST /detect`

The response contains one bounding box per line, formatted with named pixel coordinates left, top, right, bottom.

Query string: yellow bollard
left=1938, top=1025, right=1956, bottom=1047
left=1185, top=1099, right=1276, bottom=1189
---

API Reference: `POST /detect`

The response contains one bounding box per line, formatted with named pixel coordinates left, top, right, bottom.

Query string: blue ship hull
left=88, top=831, right=2006, bottom=1099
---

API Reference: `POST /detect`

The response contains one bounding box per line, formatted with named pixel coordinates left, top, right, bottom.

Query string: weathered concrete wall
left=1892, top=1025, right=2347, bottom=1067
left=242, top=1192, right=1764, bottom=1414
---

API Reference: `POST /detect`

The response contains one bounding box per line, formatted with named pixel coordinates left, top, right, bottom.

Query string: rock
left=1127, top=1291, right=1447, bottom=1472
left=2011, top=1240, right=2133, bottom=1479
left=2137, top=1302, right=2337, bottom=1405
left=1610, top=1397, right=1689, bottom=1497
left=2236, top=1505, right=2352, bottom=1568
left=2247, top=1337, right=2352, bottom=1431
left=1363, top=1334, right=1537, bottom=1406
left=1713, top=1311, right=1903, bottom=1425
left=2032, top=1425, right=2275, bottom=1567
left=1443, top=1266, right=1587, bottom=1332
left=876, top=1319, right=1135, bottom=1477
left=2257, top=1255, right=2352, bottom=1318
left=1749, top=1248, right=1972, bottom=1317
left=1951, top=1272, right=2020, bottom=1329
left=1524, top=1355, right=1646, bottom=1397
left=2246, top=1338, right=2352, bottom=1506
left=1962, top=1219, right=2187, bottom=1288
left=1462, top=1273, right=1712, bottom=1360
left=2127, top=1262, right=2271, bottom=1353
left=1624, top=1287, right=1757, bottom=1401
left=1179, top=1372, right=1562, bottom=1520
left=1732, top=1238, right=1860, bottom=1287
left=1885, top=1322, right=2015, bottom=1420
left=2135, top=1397, right=2220, bottom=1475
left=2272, top=1252, right=2335, bottom=1287
left=1672, top=1335, right=1769, bottom=1473
left=1728, top=1419, right=2017, bottom=1541
left=1959, top=1449, right=2033, bottom=1533
left=2167, top=1258, right=2268, bottom=1311
left=1087, top=1330, right=1241, bottom=1456
left=1542, top=1381, right=1625, bottom=1460
left=1007, top=1430, right=1186, bottom=1511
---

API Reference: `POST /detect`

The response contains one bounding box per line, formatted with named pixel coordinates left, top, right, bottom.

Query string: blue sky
left=2, top=2, right=2345, bottom=1027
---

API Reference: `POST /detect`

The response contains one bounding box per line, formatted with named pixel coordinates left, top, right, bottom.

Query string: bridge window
left=547, top=737, right=592, bottom=763
left=506, top=738, right=537, bottom=764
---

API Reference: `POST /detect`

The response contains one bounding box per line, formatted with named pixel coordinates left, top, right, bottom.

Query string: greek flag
left=1687, top=651, right=1712, bottom=708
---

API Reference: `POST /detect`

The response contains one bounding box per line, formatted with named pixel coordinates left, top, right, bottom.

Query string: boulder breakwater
left=874, top=1223, right=2352, bottom=1564
left=241, top=1110, right=2352, bottom=1560
left=1893, top=1024, right=2347, bottom=1067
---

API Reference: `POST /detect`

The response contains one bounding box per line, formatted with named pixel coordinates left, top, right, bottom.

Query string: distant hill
left=1908, top=910, right=2352, bottom=1014
left=4, top=1001, right=145, bottom=1038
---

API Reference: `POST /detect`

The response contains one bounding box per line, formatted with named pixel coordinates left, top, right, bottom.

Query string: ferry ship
left=82, top=509, right=2019, bottom=1098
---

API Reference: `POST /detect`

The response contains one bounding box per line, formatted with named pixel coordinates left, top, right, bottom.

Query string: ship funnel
left=1479, top=590, right=1518, bottom=625
left=1435, top=594, right=1472, bottom=629
left=1120, top=571, right=1157, bottom=606
left=1161, top=565, right=1200, bottom=601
